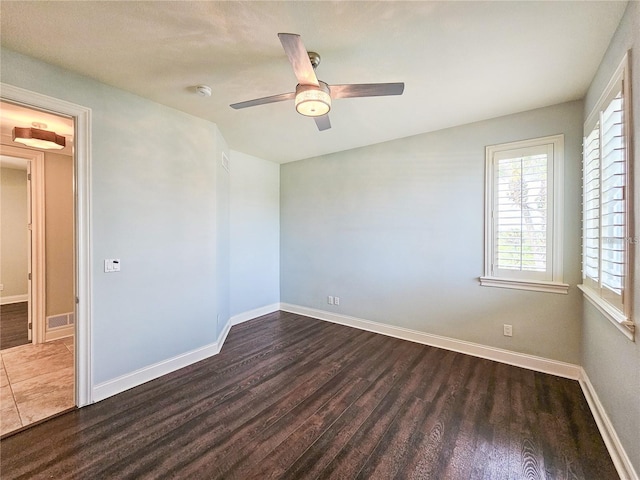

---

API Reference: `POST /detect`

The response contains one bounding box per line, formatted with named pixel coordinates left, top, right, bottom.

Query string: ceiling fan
left=230, top=33, right=405, bottom=131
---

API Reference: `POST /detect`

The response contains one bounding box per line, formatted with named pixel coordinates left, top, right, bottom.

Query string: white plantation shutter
left=482, top=135, right=566, bottom=293
left=583, top=127, right=600, bottom=290
left=580, top=52, right=632, bottom=333
left=600, top=93, right=625, bottom=308
left=494, top=146, right=551, bottom=279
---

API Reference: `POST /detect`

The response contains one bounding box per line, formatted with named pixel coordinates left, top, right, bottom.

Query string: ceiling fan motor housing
left=307, top=51, right=321, bottom=69
left=295, top=81, right=331, bottom=117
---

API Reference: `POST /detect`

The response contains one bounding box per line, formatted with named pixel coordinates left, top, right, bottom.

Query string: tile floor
left=0, top=336, right=74, bottom=436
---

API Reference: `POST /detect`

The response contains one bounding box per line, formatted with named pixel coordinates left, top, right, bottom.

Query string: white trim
left=89, top=304, right=278, bottom=402
left=92, top=341, right=221, bottom=402
left=92, top=314, right=238, bottom=402
left=585, top=52, right=629, bottom=132
left=0, top=294, right=28, bottom=305
left=579, top=368, right=639, bottom=480
left=92, top=319, right=231, bottom=402
left=579, top=285, right=634, bottom=341
left=581, top=52, right=633, bottom=336
left=31, top=149, right=46, bottom=344
left=1, top=83, right=93, bottom=407
left=45, top=325, right=74, bottom=342
left=479, top=276, right=569, bottom=294
left=0, top=144, right=46, bottom=342
left=483, top=134, right=565, bottom=291
left=279, top=303, right=581, bottom=380
left=230, top=303, right=280, bottom=326
left=216, top=317, right=233, bottom=352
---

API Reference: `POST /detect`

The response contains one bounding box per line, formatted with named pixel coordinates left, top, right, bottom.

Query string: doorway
left=0, top=83, right=93, bottom=423
left=0, top=102, right=76, bottom=435
left=0, top=154, right=31, bottom=350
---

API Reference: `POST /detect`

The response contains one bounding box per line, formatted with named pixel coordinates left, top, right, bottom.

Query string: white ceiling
left=0, top=1, right=627, bottom=163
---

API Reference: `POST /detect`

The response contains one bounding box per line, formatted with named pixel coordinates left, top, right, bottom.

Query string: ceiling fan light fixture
left=12, top=124, right=66, bottom=150
left=295, top=81, right=331, bottom=117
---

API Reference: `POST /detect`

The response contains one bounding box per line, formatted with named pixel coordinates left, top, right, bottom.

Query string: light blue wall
left=230, top=150, right=280, bottom=317
left=281, top=100, right=584, bottom=364
left=582, top=1, right=640, bottom=474
left=0, top=49, right=226, bottom=384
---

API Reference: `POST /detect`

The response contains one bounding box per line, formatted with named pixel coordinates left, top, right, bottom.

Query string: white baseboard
left=217, top=316, right=233, bottom=352
left=279, top=303, right=581, bottom=380
left=90, top=302, right=280, bottom=403
left=579, top=369, right=638, bottom=480
left=230, top=303, right=280, bottom=326
left=92, top=320, right=230, bottom=402
left=0, top=294, right=28, bottom=305
left=45, top=325, right=74, bottom=342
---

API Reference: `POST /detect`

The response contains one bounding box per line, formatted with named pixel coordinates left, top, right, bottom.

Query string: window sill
left=479, top=276, right=569, bottom=294
left=578, top=284, right=635, bottom=341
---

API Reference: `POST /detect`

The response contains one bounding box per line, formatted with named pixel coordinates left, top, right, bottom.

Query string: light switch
left=104, top=259, right=121, bottom=273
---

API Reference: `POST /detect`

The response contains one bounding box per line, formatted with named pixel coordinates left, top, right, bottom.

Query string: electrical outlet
left=334, top=296, right=340, bottom=305
left=503, top=324, right=513, bottom=337
left=328, top=296, right=334, bottom=305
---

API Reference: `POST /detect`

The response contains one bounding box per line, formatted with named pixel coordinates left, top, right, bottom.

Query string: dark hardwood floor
left=0, top=302, right=29, bottom=350
left=0, top=311, right=617, bottom=479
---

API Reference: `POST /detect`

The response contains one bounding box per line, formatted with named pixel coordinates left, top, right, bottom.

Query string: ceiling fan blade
left=330, top=83, right=405, bottom=99
left=278, top=33, right=319, bottom=87
left=230, top=92, right=295, bottom=110
left=314, top=115, right=331, bottom=131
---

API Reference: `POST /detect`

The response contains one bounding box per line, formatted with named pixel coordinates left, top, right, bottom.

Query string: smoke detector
left=195, top=85, right=212, bottom=97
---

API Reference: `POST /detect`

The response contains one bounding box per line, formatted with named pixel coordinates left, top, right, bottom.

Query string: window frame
left=480, top=134, right=568, bottom=294
left=579, top=52, right=634, bottom=341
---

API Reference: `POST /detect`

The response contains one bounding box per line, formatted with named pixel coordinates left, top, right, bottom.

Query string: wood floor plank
left=0, top=302, right=29, bottom=350
left=280, top=338, right=430, bottom=480
left=192, top=333, right=403, bottom=478
left=231, top=376, right=372, bottom=480
left=394, top=354, right=475, bottom=479
left=315, top=348, right=449, bottom=479
left=356, top=395, right=433, bottom=479
left=0, top=311, right=618, bottom=480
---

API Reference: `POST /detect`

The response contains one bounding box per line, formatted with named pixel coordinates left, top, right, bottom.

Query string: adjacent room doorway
left=0, top=82, right=93, bottom=430
left=0, top=101, right=77, bottom=435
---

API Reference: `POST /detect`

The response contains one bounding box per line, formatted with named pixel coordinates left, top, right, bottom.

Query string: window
left=481, top=135, right=567, bottom=294
left=579, top=52, right=634, bottom=340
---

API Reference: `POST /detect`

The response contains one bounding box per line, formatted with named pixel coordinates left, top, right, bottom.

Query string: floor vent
left=47, top=312, right=74, bottom=330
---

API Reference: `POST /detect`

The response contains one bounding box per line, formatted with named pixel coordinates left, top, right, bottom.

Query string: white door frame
left=0, top=146, right=45, bottom=344
left=1, top=83, right=93, bottom=407
left=27, top=160, right=33, bottom=343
